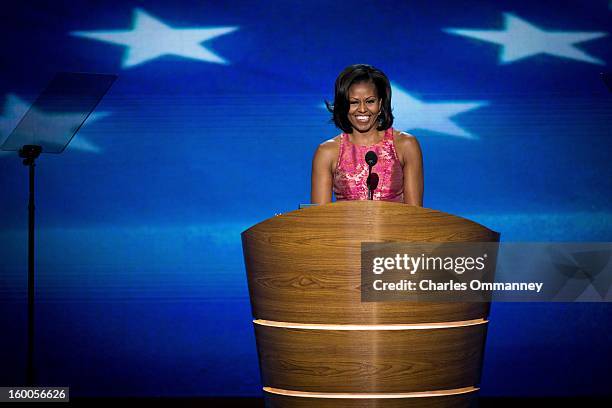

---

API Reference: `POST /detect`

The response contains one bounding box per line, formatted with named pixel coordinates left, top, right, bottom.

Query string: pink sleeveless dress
left=333, top=128, right=404, bottom=202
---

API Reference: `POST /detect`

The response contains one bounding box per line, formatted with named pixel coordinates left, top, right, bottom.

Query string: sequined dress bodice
left=333, top=128, right=404, bottom=202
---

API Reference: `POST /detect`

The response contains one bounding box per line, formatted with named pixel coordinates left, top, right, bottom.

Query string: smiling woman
left=311, top=64, right=424, bottom=206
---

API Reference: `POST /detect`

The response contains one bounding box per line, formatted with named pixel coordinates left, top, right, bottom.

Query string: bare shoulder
left=393, top=129, right=419, bottom=146
left=393, top=130, right=422, bottom=158
left=314, top=134, right=341, bottom=159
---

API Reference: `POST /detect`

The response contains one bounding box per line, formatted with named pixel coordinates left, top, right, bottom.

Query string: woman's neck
left=350, top=128, right=385, bottom=146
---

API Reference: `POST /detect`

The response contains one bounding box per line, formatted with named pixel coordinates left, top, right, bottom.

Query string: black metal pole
left=19, top=145, right=41, bottom=387
left=367, top=166, right=373, bottom=200
left=26, top=158, right=35, bottom=386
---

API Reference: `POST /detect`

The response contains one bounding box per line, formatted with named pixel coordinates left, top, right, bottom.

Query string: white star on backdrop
left=444, top=13, right=607, bottom=65
left=0, top=94, right=109, bottom=155
left=391, top=83, right=488, bottom=139
left=71, top=8, right=238, bottom=68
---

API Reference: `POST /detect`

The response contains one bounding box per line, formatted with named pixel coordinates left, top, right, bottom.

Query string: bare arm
left=310, top=141, right=336, bottom=204
left=397, top=133, right=424, bottom=206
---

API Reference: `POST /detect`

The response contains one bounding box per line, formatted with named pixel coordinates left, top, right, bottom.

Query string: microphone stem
left=367, top=165, right=373, bottom=200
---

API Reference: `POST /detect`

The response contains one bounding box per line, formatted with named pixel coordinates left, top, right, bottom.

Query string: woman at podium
left=311, top=64, right=423, bottom=206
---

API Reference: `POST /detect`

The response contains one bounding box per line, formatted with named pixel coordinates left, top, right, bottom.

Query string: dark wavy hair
left=325, top=64, right=394, bottom=133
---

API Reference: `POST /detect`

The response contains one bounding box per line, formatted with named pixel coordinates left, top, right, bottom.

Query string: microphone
left=365, top=151, right=378, bottom=167
left=367, top=173, right=379, bottom=200
left=365, top=151, right=378, bottom=200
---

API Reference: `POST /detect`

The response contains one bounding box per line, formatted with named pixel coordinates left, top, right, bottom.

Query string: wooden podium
left=242, top=201, right=500, bottom=408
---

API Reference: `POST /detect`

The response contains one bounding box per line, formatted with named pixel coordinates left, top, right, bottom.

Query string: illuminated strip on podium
left=264, top=386, right=479, bottom=399
left=253, top=318, right=488, bottom=330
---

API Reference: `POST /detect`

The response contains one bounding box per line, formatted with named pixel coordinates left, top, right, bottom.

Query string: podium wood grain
left=243, top=201, right=498, bottom=324
left=255, top=323, right=487, bottom=393
left=242, top=201, right=500, bottom=408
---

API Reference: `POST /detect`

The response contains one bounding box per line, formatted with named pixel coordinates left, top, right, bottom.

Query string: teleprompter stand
left=19, top=144, right=41, bottom=387
left=1, top=72, right=117, bottom=385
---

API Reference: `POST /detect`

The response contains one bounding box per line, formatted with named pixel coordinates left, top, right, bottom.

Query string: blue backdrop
left=0, top=0, right=611, bottom=397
